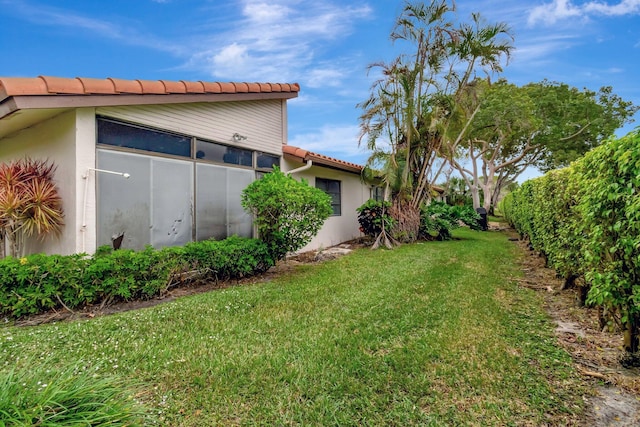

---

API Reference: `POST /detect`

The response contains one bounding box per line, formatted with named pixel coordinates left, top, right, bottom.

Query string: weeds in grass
left=0, top=360, right=151, bottom=426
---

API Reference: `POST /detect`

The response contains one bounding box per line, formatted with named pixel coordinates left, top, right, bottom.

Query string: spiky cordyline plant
left=0, top=158, right=64, bottom=258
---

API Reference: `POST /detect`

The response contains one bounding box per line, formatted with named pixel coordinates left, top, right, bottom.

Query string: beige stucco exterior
left=0, top=99, right=291, bottom=254
left=0, top=92, right=370, bottom=256
left=283, top=161, right=369, bottom=252
left=0, top=109, right=95, bottom=255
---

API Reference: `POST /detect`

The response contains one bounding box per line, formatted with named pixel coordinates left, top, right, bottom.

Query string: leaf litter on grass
left=510, top=231, right=640, bottom=426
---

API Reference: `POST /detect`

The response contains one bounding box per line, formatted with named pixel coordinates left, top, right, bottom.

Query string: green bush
left=241, top=168, right=332, bottom=260
left=0, top=361, right=151, bottom=426
left=420, top=202, right=481, bottom=241
left=356, top=199, right=395, bottom=237
left=182, top=235, right=274, bottom=281
left=0, top=236, right=274, bottom=319
left=579, top=131, right=640, bottom=352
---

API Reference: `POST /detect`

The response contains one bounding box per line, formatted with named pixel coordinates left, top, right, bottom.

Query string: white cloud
left=584, top=0, right=640, bottom=15
left=211, top=43, right=250, bottom=74
left=306, top=68, right=346, bottom=88
left=243, top=2, right=292, bottom=23
left=288, top=125, right=369, bottom=163
left=510, top=33, right=579, bottom=65
left=527, top=0, right=583, bottom=26
left=528, top=0, right=640, bottom=26
left=190, top=0, right=372, bottom=85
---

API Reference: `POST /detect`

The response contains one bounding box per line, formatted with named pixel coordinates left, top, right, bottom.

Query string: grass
left=0, top=229, right=585, bottom=425
left=0, top=362, right=149, bottom=426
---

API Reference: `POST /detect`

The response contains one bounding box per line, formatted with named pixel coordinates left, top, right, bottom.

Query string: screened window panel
left=226, top=168, right=254, bottom=237
left=196, top=164, right=228, bottom=241
left=97, top=150, right=152, bottom=250
left=196, top=164, right=254, bottom=240
left=150, top=158, right=193, bottom=248
left=98, top=119, right=191, bottom=158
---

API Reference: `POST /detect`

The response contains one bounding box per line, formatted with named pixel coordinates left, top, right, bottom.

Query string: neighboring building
left=0, top=75, right=376, bottom=256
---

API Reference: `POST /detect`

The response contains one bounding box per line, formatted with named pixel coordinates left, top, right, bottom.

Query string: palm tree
left=358, top=0, right=513, bottom=242
left=0, top=158, right=64, bottom=258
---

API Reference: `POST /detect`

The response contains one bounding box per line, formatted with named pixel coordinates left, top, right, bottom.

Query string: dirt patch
left=511, top=232, right=640, bottom=426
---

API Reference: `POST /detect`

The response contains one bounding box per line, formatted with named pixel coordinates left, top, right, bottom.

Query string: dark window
left=256, top=152, right=280, bottom=169
left=371, top=186, right=385, bottom=202
left=97, top=119, right=191, bottom=158
left=195, top=139, right=253, bottom=167
left=316, top=178, right=341, bottom=216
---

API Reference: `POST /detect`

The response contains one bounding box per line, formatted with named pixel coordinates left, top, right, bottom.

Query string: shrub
left=579, top=131, right=640, bottom=352
left=181, top=235, right=275, bottom=281
left=420, top=202, right=481, bottom=241
left=504, top=130, right=640, bottom=353
left=0, top=236, right=275, bottom=319
left=241, top=168, right=332, bottom=260
left=0, top=158, right=64, bottom=258
left=356, top=199, right=395, bottom=238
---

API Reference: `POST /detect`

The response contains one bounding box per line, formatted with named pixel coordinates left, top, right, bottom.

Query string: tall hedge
left=502, top=130, right=640, bottom=353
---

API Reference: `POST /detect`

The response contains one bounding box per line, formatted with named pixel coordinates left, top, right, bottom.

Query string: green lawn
left=1, top=229, right=585, bottom=425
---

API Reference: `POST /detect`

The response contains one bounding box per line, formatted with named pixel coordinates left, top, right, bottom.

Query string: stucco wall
left=283, top=161, right=370, bottom=252
left=0, top=109, right=89, bottom=255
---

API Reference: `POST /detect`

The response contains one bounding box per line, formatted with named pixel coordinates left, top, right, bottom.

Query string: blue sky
left=1, top=0, right=639, bottom=172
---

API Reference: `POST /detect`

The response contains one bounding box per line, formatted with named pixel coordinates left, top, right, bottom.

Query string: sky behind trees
left=1, top=0, right=638, bottom=168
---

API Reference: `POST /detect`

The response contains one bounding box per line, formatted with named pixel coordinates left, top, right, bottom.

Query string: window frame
left=316, top=177, right=342, bottom=216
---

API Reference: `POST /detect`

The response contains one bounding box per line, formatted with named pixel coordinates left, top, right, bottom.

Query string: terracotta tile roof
left=0, top=75, right=300, bottom=100
left=283, top=145, right=445, bottom=194
left=283, top=145, right=363, bottom=174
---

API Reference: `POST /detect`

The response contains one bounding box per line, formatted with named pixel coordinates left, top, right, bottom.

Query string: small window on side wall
left=316, top=178, right=341, bottom=216
left=371, top=186, right=385, bottom=202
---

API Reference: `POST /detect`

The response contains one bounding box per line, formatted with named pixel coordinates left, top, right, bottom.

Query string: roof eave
left=284, top=151, right=363, bottom=175
left=0, top=91, right=298, bottom=120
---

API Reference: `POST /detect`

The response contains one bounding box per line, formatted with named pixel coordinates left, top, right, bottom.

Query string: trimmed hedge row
left=502, top=130, right=640, bottom=352
left=0, top=236, right=275, bottom=319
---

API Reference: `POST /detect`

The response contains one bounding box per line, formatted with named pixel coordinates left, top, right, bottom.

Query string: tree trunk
left=623, top=315, right=639, bottom=353
left=561, top=274, right=577, bottom=290
left=469, top=185, right=481, bottom=210
left=577, top=285, right=589, bottom=307
left=389, top=197, right=420, bottom=242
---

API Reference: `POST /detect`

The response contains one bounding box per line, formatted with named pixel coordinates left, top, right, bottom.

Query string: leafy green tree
left=528, top=81, right=638, bottom=173
left=440, top=176, right=472, bottom=206
left=449, top=79, right=637, bottom=212
left=241, top=168, right=332, bottom=260
left=0, top=158, right=64, bottom=258
left=358, top=0, right=513, bottom=241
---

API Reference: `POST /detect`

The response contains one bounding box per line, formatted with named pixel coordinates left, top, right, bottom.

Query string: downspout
left=287, top=159, right=313, bottom=175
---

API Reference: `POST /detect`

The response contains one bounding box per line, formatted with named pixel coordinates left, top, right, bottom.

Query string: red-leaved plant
left=0, top=158, right=64, bottom=258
